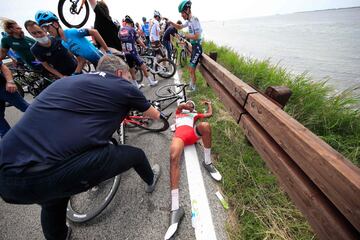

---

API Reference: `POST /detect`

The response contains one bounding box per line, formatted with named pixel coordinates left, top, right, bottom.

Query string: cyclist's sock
left=204, top=147, right=211, bottom=165
left=171, top=189, right=179, bottom=211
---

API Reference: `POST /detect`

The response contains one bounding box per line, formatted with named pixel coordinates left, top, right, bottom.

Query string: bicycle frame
left=154, top=84, right=188, bottom=111
left=70, top=0, right=87, bottom=15
left=142, top=55, right=166, bottom=75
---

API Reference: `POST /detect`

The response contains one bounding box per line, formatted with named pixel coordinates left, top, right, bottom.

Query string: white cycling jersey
left=182, top=16, right=202, bottom=45
left=150, top=19, right=160, bottom=42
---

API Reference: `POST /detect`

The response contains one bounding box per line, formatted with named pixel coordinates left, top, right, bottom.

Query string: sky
left=1, top=0, right=360, bottom=29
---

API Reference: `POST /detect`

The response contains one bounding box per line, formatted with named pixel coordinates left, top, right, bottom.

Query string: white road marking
left=173, top=73, right=217, bottom=240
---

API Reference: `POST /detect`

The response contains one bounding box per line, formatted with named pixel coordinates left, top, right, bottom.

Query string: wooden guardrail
left=182, top=41, right=360, bottom=239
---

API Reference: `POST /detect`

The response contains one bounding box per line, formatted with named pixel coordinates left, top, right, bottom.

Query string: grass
left=177, top=41, right=360, bottom=239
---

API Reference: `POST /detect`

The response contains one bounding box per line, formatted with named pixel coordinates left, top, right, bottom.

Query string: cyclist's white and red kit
left=174, top=109, right=205, bottom=145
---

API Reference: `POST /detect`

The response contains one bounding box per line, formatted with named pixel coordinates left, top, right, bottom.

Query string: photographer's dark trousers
left=0, top=144, right=154, bottom=240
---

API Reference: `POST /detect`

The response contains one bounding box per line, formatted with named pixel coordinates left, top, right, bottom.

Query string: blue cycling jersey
left=142, top=22, right=150, bottom=37
left=62, top=28, right=103, bottom=65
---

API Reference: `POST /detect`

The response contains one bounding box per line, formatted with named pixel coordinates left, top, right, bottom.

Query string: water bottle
left=191, top=200, right=199, bottom=228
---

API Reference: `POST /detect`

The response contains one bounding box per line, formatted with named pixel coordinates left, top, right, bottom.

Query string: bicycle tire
left=179, top=49, right=187, bottom=67
left=66, top=136, right=122, bottom=223
left=155, top=58, right=176, bottom=79
left=155, top=83, right=185, bottom=98
left=172, top=48, right=178, bottom=64
left=128, top=113, right=169, bottom=132
left=58, top=0, right=90, bottom=28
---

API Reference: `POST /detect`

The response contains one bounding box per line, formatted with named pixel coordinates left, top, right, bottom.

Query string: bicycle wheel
left=129, top=113, right=169, bottom=132
left=58, top=0, right=90, bottom=28
left=179, top=49, right=187, bottom=67
left=172, top=47, right=178, bottom=64
left=66, top=138, right=121, bottom=223
left=155, top=58, right=176, bottom=79
left=134, top=66, right=144, bottom=83
left=155, top=83, right=184, bottom=98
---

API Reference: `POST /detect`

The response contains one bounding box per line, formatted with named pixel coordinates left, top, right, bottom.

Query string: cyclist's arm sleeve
left=76, top=28, right=90, bottom=38
left=181, top=22, right=189, bottom=28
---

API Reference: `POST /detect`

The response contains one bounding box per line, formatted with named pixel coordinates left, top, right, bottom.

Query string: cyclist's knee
left=198, top=122, right=211, bottom=134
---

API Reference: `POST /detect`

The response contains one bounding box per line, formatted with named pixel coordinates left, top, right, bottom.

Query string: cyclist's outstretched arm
left=0, top=48, right=9, bottom=62
left=41, top=61, right=64, bottom=79
left=169, top=21, right=183, bottom=30
left=143, top=106, right=160, bottom=120
left=202, top=101, right=213, bottom=118
left=88, top=29, right=110, bottom=53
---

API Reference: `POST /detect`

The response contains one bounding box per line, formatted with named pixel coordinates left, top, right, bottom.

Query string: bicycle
left=175, top=36, right=189, bottom=68
left=58, top=0, right=90, bottom=28
left=66, top=123, right=124, bottom=223
left=9, top=64, right=54, bottom=97
left=140, top=49, right=176, bottom=80
left=124, top=104, right=171, bottom=132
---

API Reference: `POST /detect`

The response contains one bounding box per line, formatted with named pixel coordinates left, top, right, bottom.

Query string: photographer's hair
left=96, top=55, right=129, bottom=74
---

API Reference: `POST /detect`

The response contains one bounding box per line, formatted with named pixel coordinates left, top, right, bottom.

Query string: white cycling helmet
left=186, top=100, right=196, bottom=109
left=154, top=10, right=161, bottom=18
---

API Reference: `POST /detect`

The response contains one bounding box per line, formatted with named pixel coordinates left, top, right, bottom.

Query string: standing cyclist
left=119, top=15, right=158, bottom=88
left=141, top=17, right=150, bottom=47
left=169, top=0, right=203, bottom=92
left=150, top=11, right=165, bottom=58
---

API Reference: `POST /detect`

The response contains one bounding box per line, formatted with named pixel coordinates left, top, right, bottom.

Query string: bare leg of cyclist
left=189, top=66, right=196, bottom=91
left=165, top=137, right=185, bottom=240
left=140, top=63, right=158, bottom=86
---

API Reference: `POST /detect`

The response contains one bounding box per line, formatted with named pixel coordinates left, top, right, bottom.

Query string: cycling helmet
left=154, top=10, right=161, bottom=18
left=142, top=17, right=146, bottom=22
left=35, top=10, right=59, bottom=26
left=124, top=15, right=134, bottom=24
left=178, top=0, right=192, bottom=13
left=186, top=100, right=196, bottom=109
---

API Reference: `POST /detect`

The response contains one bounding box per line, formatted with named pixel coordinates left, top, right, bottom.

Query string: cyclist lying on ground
left=35, top=10, right=111, bottom=67
left=0, top=55, right=162, bottom=240
left=165, top=100, right=222, bottom=239
left=24, top=20, right=81, bottom=78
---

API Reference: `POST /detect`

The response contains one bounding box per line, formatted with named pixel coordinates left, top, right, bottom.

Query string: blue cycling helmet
left=35, top=10, right=59, bottom=26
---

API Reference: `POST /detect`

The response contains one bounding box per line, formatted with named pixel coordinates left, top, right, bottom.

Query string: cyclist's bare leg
left=189, top=66, right=196, bottom=85
left=129, top=67, right=137, bottom=80
left=170, top=137, right=185, bottom=190
left=196, top=122, right=211, bottom=148
left=140, top=63, right=149, bottom=78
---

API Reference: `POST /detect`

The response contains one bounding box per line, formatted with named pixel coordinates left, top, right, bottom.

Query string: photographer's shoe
left=145, top=164, right=161, bottom=193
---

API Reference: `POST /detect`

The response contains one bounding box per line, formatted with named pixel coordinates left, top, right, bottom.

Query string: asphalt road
left=0, top=74, right=228, bottom=240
